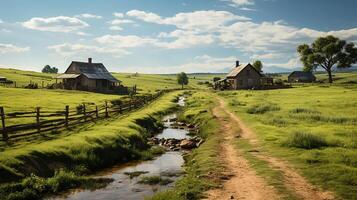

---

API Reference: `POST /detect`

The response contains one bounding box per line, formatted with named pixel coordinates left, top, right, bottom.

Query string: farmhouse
left=225, top=61, right=265, bottom=89
left=288, top=71, right=316, bottom=83
left=56, top=58, right=121, bottom=92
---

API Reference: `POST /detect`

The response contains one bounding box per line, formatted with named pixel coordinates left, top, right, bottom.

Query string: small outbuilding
left=56, top=58, right=121, bottom=92
left=0, top=77, right=6, bottom=83
left=288, top=71, right=316, bottom=83
left=226, top=61, right=263, bottom=89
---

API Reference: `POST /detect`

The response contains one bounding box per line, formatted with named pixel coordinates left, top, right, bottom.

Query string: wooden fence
left=0, top=91, right=165, bottom=141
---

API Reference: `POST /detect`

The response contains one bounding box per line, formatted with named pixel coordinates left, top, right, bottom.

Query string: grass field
left=0, top=90, right=183, bottom=199
left=218, top=82, right=357, bottom=199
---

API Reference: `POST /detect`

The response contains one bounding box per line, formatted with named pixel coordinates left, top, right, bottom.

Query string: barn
left=226, top=61, right=264, bottom=89
left=56, top=58, right=121, bottom=92
left=288, top=71, right=316, bottom=83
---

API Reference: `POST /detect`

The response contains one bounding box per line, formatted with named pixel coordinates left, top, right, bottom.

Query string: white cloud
left=156, top=30, right=215, bottom=49
left=264, top=57, right=300, bottom=69
left=0, top=43, right=30, bottom=53
left=48, top=43, right=130, bottom=57
left=108, top=19, right=134, bottom=31
left=218, top=21, right=357, bottom=54
left=0, top=19, right=3, bottom=23
left=124, top=55, right=238, bottom=74
left=113, top=12, right=124, bottom=18
left=250, top=52, right=284, bottom=60
left=109, top=26, right=123, bottom=31
left=127, top=10, right=250, bottom=31
left=22, top=16, right=89, bottom=32
left=240, top=7, right=257, bottom=11
left=95, top=34, right=158, bottom=48
left=223, top=0, right=255, bottom=7
left=75, top=13, right=102, bottom=19
left=110, top=19, right=134, bottom=25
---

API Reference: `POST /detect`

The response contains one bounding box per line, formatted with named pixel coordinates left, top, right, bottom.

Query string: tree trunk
left=181, top=84, right=184, bottom=89
left=327, top=69, right=333, bottom=83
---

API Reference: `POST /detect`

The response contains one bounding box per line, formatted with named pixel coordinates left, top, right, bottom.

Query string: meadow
left=0, top=90, right=183, bottom=199
left=218, top=81, right=357, bottom=199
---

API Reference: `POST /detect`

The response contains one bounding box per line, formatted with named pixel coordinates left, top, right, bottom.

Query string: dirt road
left=205, top=99, right=280, bottom=200
left=205, top=98, right=334, bottom=200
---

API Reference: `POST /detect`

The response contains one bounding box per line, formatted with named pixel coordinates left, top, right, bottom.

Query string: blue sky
left=0, top=0, right=356, bottom=73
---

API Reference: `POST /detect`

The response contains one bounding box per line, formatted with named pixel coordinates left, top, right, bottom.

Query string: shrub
left=138, top=176, right=173, bottom=185
left=246, top=103, right=280, bottom=114
left=110, top=99, right=123, bottom=106
left=285, top=132, right=328, bottom=149
left=290, top=108, right=320, bottom=114
left=229, top=99, right=246, bottom=106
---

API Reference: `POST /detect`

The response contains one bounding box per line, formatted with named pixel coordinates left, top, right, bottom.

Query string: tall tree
left=42, top=65, right=58, bottom=74
left=177, top=72, right=189, bottom=89
left=252, top=60, right=263, bottom=72
left=297, top=35, right=357, bottom=83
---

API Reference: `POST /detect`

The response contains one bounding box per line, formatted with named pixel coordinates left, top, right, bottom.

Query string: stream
left=51, top=97, right=188, bottom=200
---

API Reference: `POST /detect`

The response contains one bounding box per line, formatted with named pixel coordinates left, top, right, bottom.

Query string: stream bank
left=50, top=96, right=202, bottom=200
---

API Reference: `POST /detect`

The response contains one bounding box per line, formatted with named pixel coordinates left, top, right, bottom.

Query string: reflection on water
left=53, top=152, right=183, bottom=200
left=50, top=97, right=188, bottom=200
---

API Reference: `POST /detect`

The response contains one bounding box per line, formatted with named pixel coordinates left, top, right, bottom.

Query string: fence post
left=65, top=105, right=69, bottom=127
left=42, top=81, right=44, bottom=88
left=95, top=106, right=99, bottom=118
left=36, top=107, right=41, bottom=133
left=83, top=103, right=86, bottom=122
left=105, top=101, right=109, bottom=118
left=0, top=107, right=8, bottom=141
left=14, top=81, right=16, bottom=88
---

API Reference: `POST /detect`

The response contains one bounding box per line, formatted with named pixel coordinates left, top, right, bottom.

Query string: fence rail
left=0, top=91, right=167, bottom=141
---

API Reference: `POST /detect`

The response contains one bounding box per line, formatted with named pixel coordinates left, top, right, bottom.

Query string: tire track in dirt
left=205, top=98, right=280, bottom=200
left=217, top=97, right=335, bottom=200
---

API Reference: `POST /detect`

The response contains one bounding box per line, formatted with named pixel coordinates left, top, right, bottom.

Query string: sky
left=0, top=0, right=356, bottom=73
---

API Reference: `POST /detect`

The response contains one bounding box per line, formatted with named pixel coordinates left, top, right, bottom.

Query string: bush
left=110, top=99, right=123, bottom=106
left=138, top=176, right=173, bottom=185
left=285, top=132, right=328, bottom=149
left=229, top=99, right=246, bottom=106
left=246, top=103, right=280, bottom=114
left=290, top=108, right=320, bottom=114
left=24, top=83, right=38, bottom=89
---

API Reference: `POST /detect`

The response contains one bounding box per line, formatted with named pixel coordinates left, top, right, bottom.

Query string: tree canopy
left=177, top=72, right=189, bottom=89
left=297, top=35, right=357, bottom=83
left=252, top=60, right=263, bottom=72
left=42, top=65, right=58, bottom=74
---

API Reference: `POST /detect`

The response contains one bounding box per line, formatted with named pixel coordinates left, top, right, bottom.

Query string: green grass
left=124, top=171, right=149, bottom=179
left=219, top=82, right=357, bottom=199
left=285, top=132, right=328, bottom=149
left=138, top=175, right=173, bottom=185
left=149, top=91, right=224, bottom=200
left=0, top=91, right=183, bottom=184
left=0, top=169, right=113, bottom=200
left=0, top=68, right=55, bottom=87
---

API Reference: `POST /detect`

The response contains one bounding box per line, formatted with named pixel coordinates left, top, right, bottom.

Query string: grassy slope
left=149, top=91, right=225, bottom=200
left=218, top=81, right=357, bottom=199
left=0, top=68, right=214, bottom=112
left=0, top=91, right=183, bottom=182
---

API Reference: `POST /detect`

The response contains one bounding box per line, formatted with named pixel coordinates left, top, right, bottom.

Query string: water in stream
left=51, top=97, right=187, bottom=200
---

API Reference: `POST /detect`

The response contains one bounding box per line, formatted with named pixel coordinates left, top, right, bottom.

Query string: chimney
left=88, top=58, right=92, bottom=64
left=236, top=60, right=240, bottom=67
